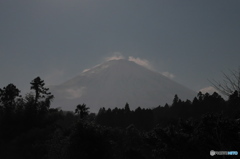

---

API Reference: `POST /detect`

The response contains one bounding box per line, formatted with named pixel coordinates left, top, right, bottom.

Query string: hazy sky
left=1, top=0, right=240, bottom=96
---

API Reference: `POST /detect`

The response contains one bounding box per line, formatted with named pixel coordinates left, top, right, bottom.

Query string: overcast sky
left=1, top=0, right=240, bottom=96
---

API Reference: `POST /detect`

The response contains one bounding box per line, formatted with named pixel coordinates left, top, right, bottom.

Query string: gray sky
left=1, top=0, right=240, bottom=96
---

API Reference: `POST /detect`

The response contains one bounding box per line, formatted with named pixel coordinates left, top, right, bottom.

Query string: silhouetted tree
left=75, top=103, right=89, bottom=119
left=30, top=77, right=53, bottom=105
left=227, top=90, right=240, bottom=118
left=164, top=103, right=169, bottom=109
left=211, top=67, right=240, bottom=97
left=30, top=77, right=54, bottom=115
left=0, top=83, right=21, bottom=115
left=172, top=94, right=180, bottom=106
left=125, top=102, right=130, bottom=112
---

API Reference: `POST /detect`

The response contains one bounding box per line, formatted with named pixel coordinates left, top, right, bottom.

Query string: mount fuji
left=50, top=59, right=196, bottom=113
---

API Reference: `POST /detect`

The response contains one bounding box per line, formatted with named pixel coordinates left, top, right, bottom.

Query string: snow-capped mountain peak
left=50, top=59, right=196, bottom=112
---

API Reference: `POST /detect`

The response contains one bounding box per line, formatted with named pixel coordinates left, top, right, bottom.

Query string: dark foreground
left=0, top=77, right=240, bottom=159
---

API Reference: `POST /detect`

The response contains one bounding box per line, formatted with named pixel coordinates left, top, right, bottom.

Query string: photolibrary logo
left=210, top=150, right=238, bottom=156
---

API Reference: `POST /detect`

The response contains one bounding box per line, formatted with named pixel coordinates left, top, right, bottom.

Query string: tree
left=30, top=77, right=53, bottom=104
left=164, top=103, right=169, bottom=109
left=172, top=94, right=180, bottom=106
left=75, top=103, right=89, bottom=119
left=227, top=91, right=240, bottom=117
left=124, top=102, right=130, bottom=112
left=30, top=77, right=54, bottom=114
left=210, top=67, right=240, bottom=97
left=0, top=84, right=21, bottom=114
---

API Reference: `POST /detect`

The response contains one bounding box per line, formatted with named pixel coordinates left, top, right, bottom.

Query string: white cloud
left=104, top=53, right=153, bottom=71
left=128, top=56, right=153, bottom=70
left=82, top=68, right=90, bottom=73
left=199, top=86, right=219, bottom=94
left=162, top=72, right=175, bottom=79
left=85, top=54, right=154, bottom=74
left=82, top=64, right=109, bottom=74
left=66, top=87, right=85, bottom=99
left=105, top=52, right=125, bottom=61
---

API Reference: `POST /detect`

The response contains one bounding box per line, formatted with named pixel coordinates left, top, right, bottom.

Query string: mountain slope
left=50, top=59, right=196, bottom=112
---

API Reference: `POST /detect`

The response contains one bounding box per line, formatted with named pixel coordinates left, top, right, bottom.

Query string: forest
left=0, top=77, right=239, bottom=159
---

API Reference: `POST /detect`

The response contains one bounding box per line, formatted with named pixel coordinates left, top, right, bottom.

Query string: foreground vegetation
left=0, top=77, right=240, bottom=159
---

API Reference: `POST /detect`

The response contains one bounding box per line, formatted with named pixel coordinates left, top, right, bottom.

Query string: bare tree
left=210, top=67, right=240, bottom=97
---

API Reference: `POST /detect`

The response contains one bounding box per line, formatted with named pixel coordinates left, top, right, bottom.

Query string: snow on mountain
left=50, top=59, right=196, bottom=113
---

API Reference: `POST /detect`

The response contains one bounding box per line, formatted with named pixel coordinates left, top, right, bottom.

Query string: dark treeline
left=96, top=92, right=239, bottom=131
left=0, top=77, right=240, bottom=159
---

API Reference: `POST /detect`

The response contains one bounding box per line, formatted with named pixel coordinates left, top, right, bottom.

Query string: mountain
left=50, top=59, right=196, bottom=113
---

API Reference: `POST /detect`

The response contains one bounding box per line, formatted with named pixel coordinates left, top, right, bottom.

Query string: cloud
left=128, top=56, right=153, bottom=70
left=105, top=54, right=154, bottom=70
left=82, top=68, right=91, bottom=73
left=199, top=86, right=219, bottom=94
left=82, top=63, right=110, bottom=74
left=162, top=72, right=175, bottom=79
left=105, top=52, right=125, bottom=61
left=85, top=54, right=154, bottom=73
left=104, top=53, right=153, bottom=71
left=65, top=87, right=85, bottom=99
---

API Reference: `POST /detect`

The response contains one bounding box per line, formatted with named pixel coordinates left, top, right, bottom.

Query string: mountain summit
left=50, top=59, right=196, bottom=112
